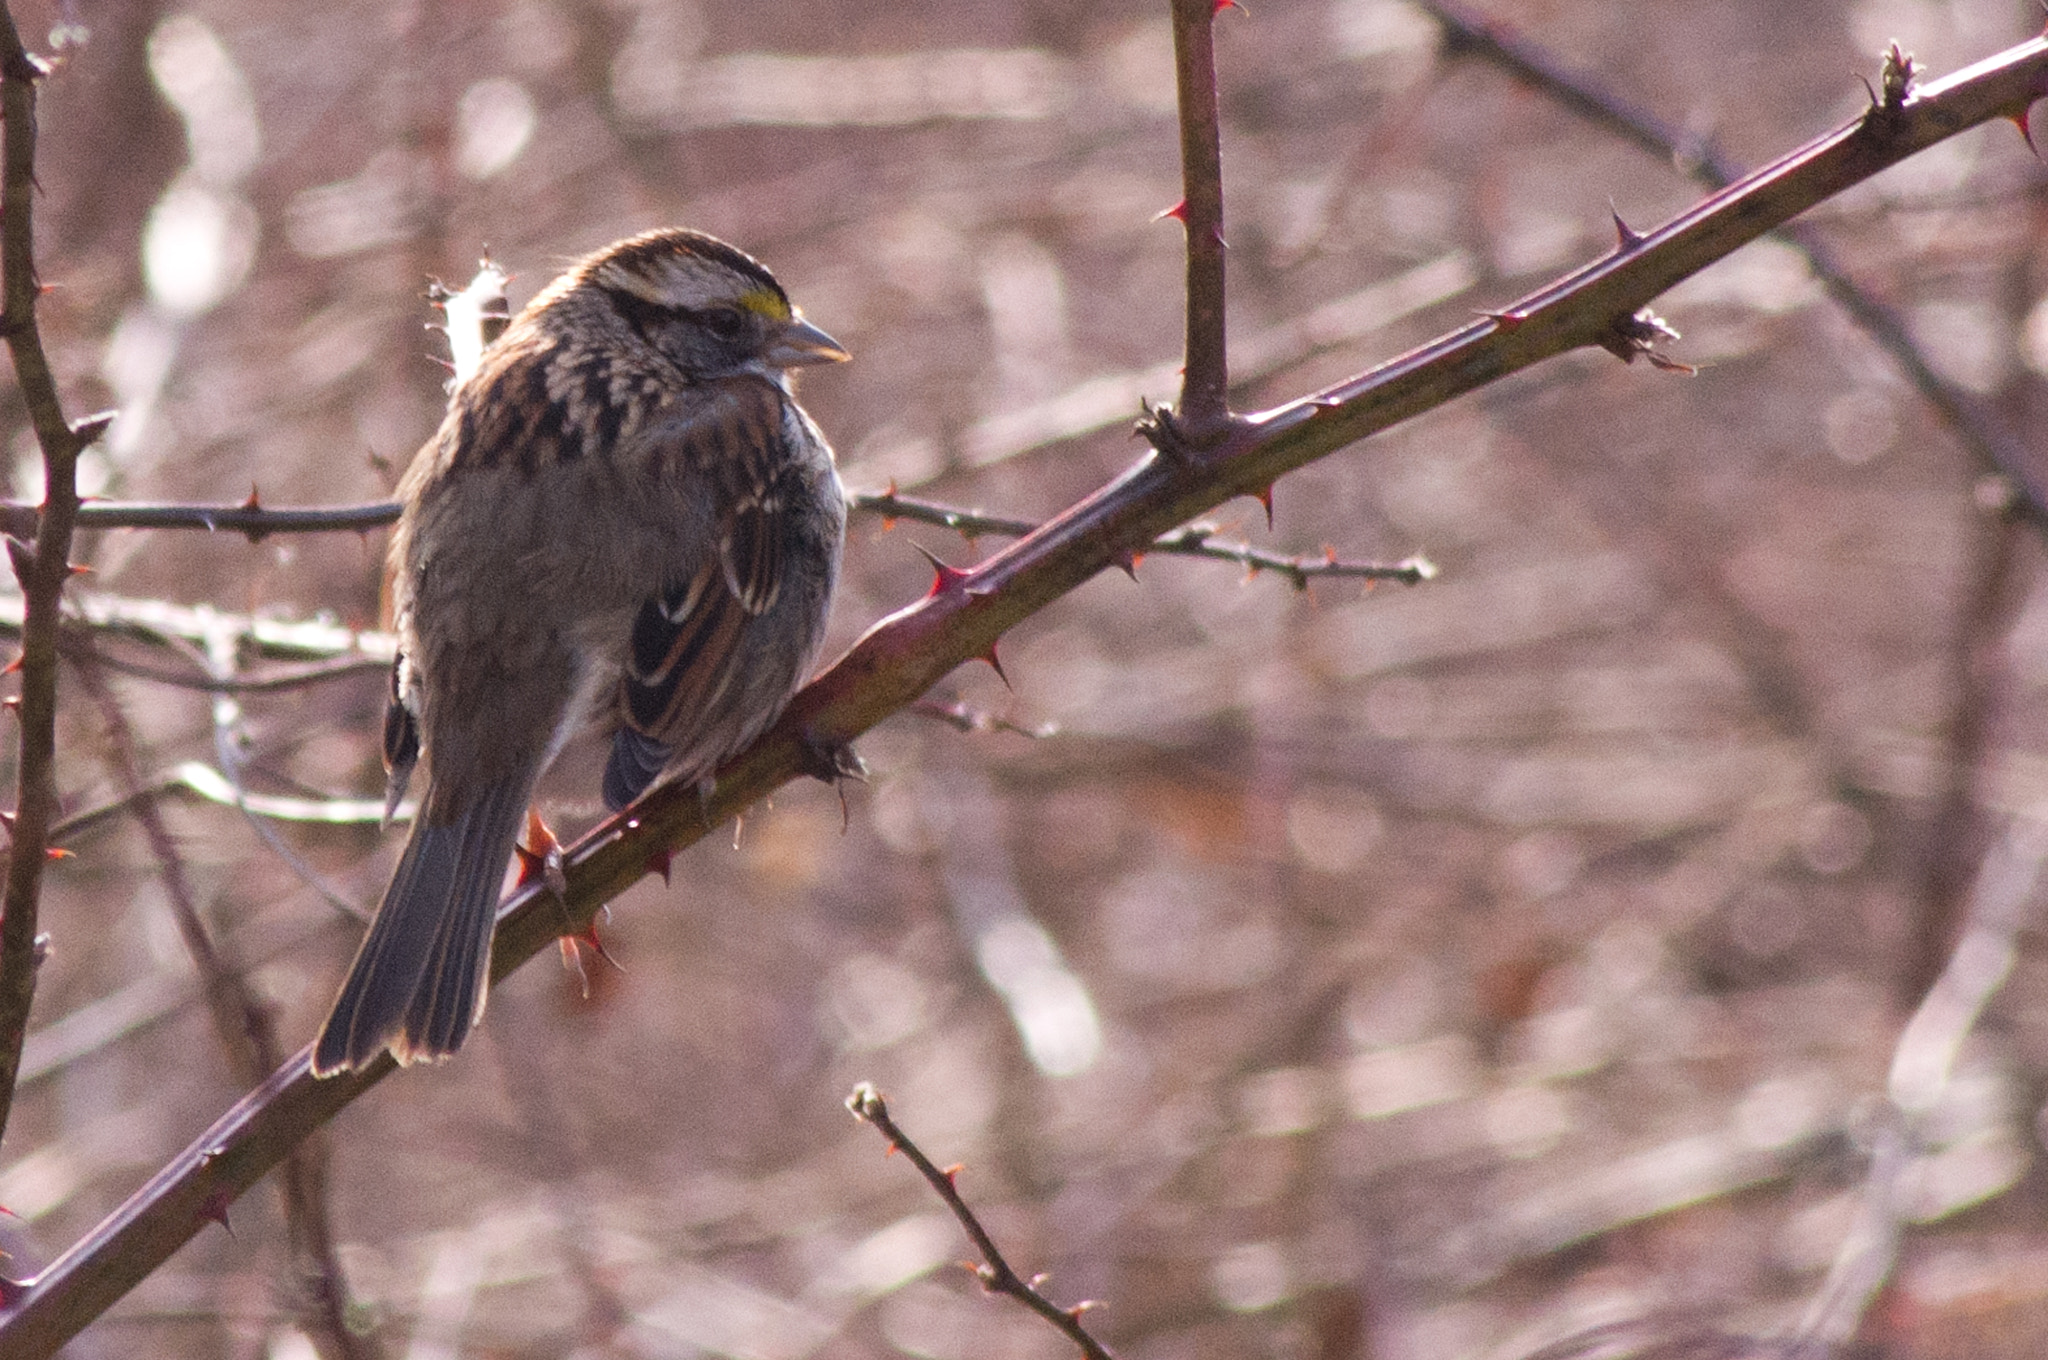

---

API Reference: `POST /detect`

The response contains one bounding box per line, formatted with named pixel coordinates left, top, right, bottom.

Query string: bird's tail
left=312, top=778, right=530, bottom=1075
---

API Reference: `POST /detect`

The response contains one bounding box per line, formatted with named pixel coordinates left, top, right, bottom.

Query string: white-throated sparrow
left=313, top=228, right=848, bottom=1076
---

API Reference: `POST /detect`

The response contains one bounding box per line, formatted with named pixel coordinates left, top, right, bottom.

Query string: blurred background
left=2, top=0, right=2048, bottom=1356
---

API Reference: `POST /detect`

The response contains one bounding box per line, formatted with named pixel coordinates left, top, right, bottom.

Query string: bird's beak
left=765, top=314, right=850, bottom=368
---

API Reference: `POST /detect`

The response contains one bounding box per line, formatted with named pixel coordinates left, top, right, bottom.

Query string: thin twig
left=846, top=1083, right=1114, bottom=1360
left=852, top=487, right=1436, bottom=588
left=0, top=498, right=401, bottom=540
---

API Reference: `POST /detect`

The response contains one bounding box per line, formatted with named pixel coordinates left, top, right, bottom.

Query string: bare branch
left=847, top=1084, right=1115, bottom=1360
left=0, top=498, right=401, bottom=540
left=1416, top=0, right=2048, bottom=526
left=1163, top=0, right=1235, bottom=444
left=0, top=4, right=96, bottom=1150
left=851, top=487, right=1433, bottom=588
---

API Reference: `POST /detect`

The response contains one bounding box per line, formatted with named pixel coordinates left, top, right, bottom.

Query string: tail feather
left=313, top=779, right=530, bottom=1075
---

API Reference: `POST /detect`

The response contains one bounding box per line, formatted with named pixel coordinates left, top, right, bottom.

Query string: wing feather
left=607, top=376, right=806, bottom=807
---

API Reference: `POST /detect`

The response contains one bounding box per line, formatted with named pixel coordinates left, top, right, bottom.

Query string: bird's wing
left=607, top=377, right=801, bottom=807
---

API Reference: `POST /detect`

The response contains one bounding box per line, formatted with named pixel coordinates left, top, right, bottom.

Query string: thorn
left=43, top=847, right=69, bottom=861
left=5, top=535, right=34, bottom=586
left=1480, top=309, right=1530, bottom=332
left=1253, top=483, right=1274, bottom=529
left=1154, top=199, right=1190, bottom=223
left=0, top=698, right=12, bottom=715
left=1113, top=548, right=1141, bottom=580
left=1215, top=0, right=1246, bottom=12
left=942, top=1162, right=964, bottom=1186
left=238, top=485, right=269, bottom=543
left=199, top=1189, right=235, bottom=1237
left=912, top=542, right=974, bottom=596
left=1069, top=1300, right=1103, bottom=1319
left=1611, top=206, right=1646, bottom=249
left=0, top=810, right=12, bottom=832
left=979, top=639, right=1010, bottom=688
left=645, top=846, right=674, bottom=885
left=2014, top=104, right=2039, bottom=156
left=69, top=410, right=115, bottom=447
left=66, top=562, right=89, bottom=577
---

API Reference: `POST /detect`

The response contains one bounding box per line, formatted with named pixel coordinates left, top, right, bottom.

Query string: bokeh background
left=2, top=0, right=2048, bottom=1356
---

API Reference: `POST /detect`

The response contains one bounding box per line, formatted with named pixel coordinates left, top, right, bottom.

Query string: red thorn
left=239, top=484, right=262, bottom=512
left=980, top=640, right=1010, bottom=688
left=512, top=839, right=548, bottom=886
left=1113, top=548, right=1142, bottom=580
left=3, top=655, right=21, bottom=675
left=44, top=847, right=70, bottom=861
left=645, top=846, right=674, bottom=885
left=2014, top=105, right=2039, bottom=156
left=884, top=1141, right=901, bottom=1158
left=199, top=1189, right=235, bottom=1236
left=1214, top=0, right=1245, bottom=12
left=1253, top=483, right=1274, bottom=529
left=66, top=562, right=89, bottom=576
left=912, top=543, right=973, bottom=597
left=942, top=1162, right=964, bottom=1186
left=1155, top=199, right=1190, bottom=223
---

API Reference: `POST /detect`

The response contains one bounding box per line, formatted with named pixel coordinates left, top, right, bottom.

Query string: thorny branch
left=1415, top=0, right=2048, bottom=526
left=847, top=1083, right=1115, bottom=1360
left=1163, top=0, right=1234, bottom=445
left=853, top=487, right=1436, bottom=588
left=0, top=2, right=101, bottom=1150
left=4, top=25, right=2048, bottom=1358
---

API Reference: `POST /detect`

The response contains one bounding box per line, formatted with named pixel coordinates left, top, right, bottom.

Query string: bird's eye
left=702, top=307, right=747, bottom=342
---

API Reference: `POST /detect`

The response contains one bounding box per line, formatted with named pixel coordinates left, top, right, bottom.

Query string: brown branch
left=1416, top=0, right=2048, bottom=526
left=3, top=31, right=2047, bottom=1356
left=846, top=1084, right=1114, bottom=1360
left=852, top=487, right=1434, bottom=587
left=0, top=5, right=100, bottom=1150
left=1165, top=0, right=1234, bottom=443
left=0, top=498, right=400, bottom=541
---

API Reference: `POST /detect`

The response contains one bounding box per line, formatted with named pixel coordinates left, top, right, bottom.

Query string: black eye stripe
left=604, top=288, right=752, bottom=345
